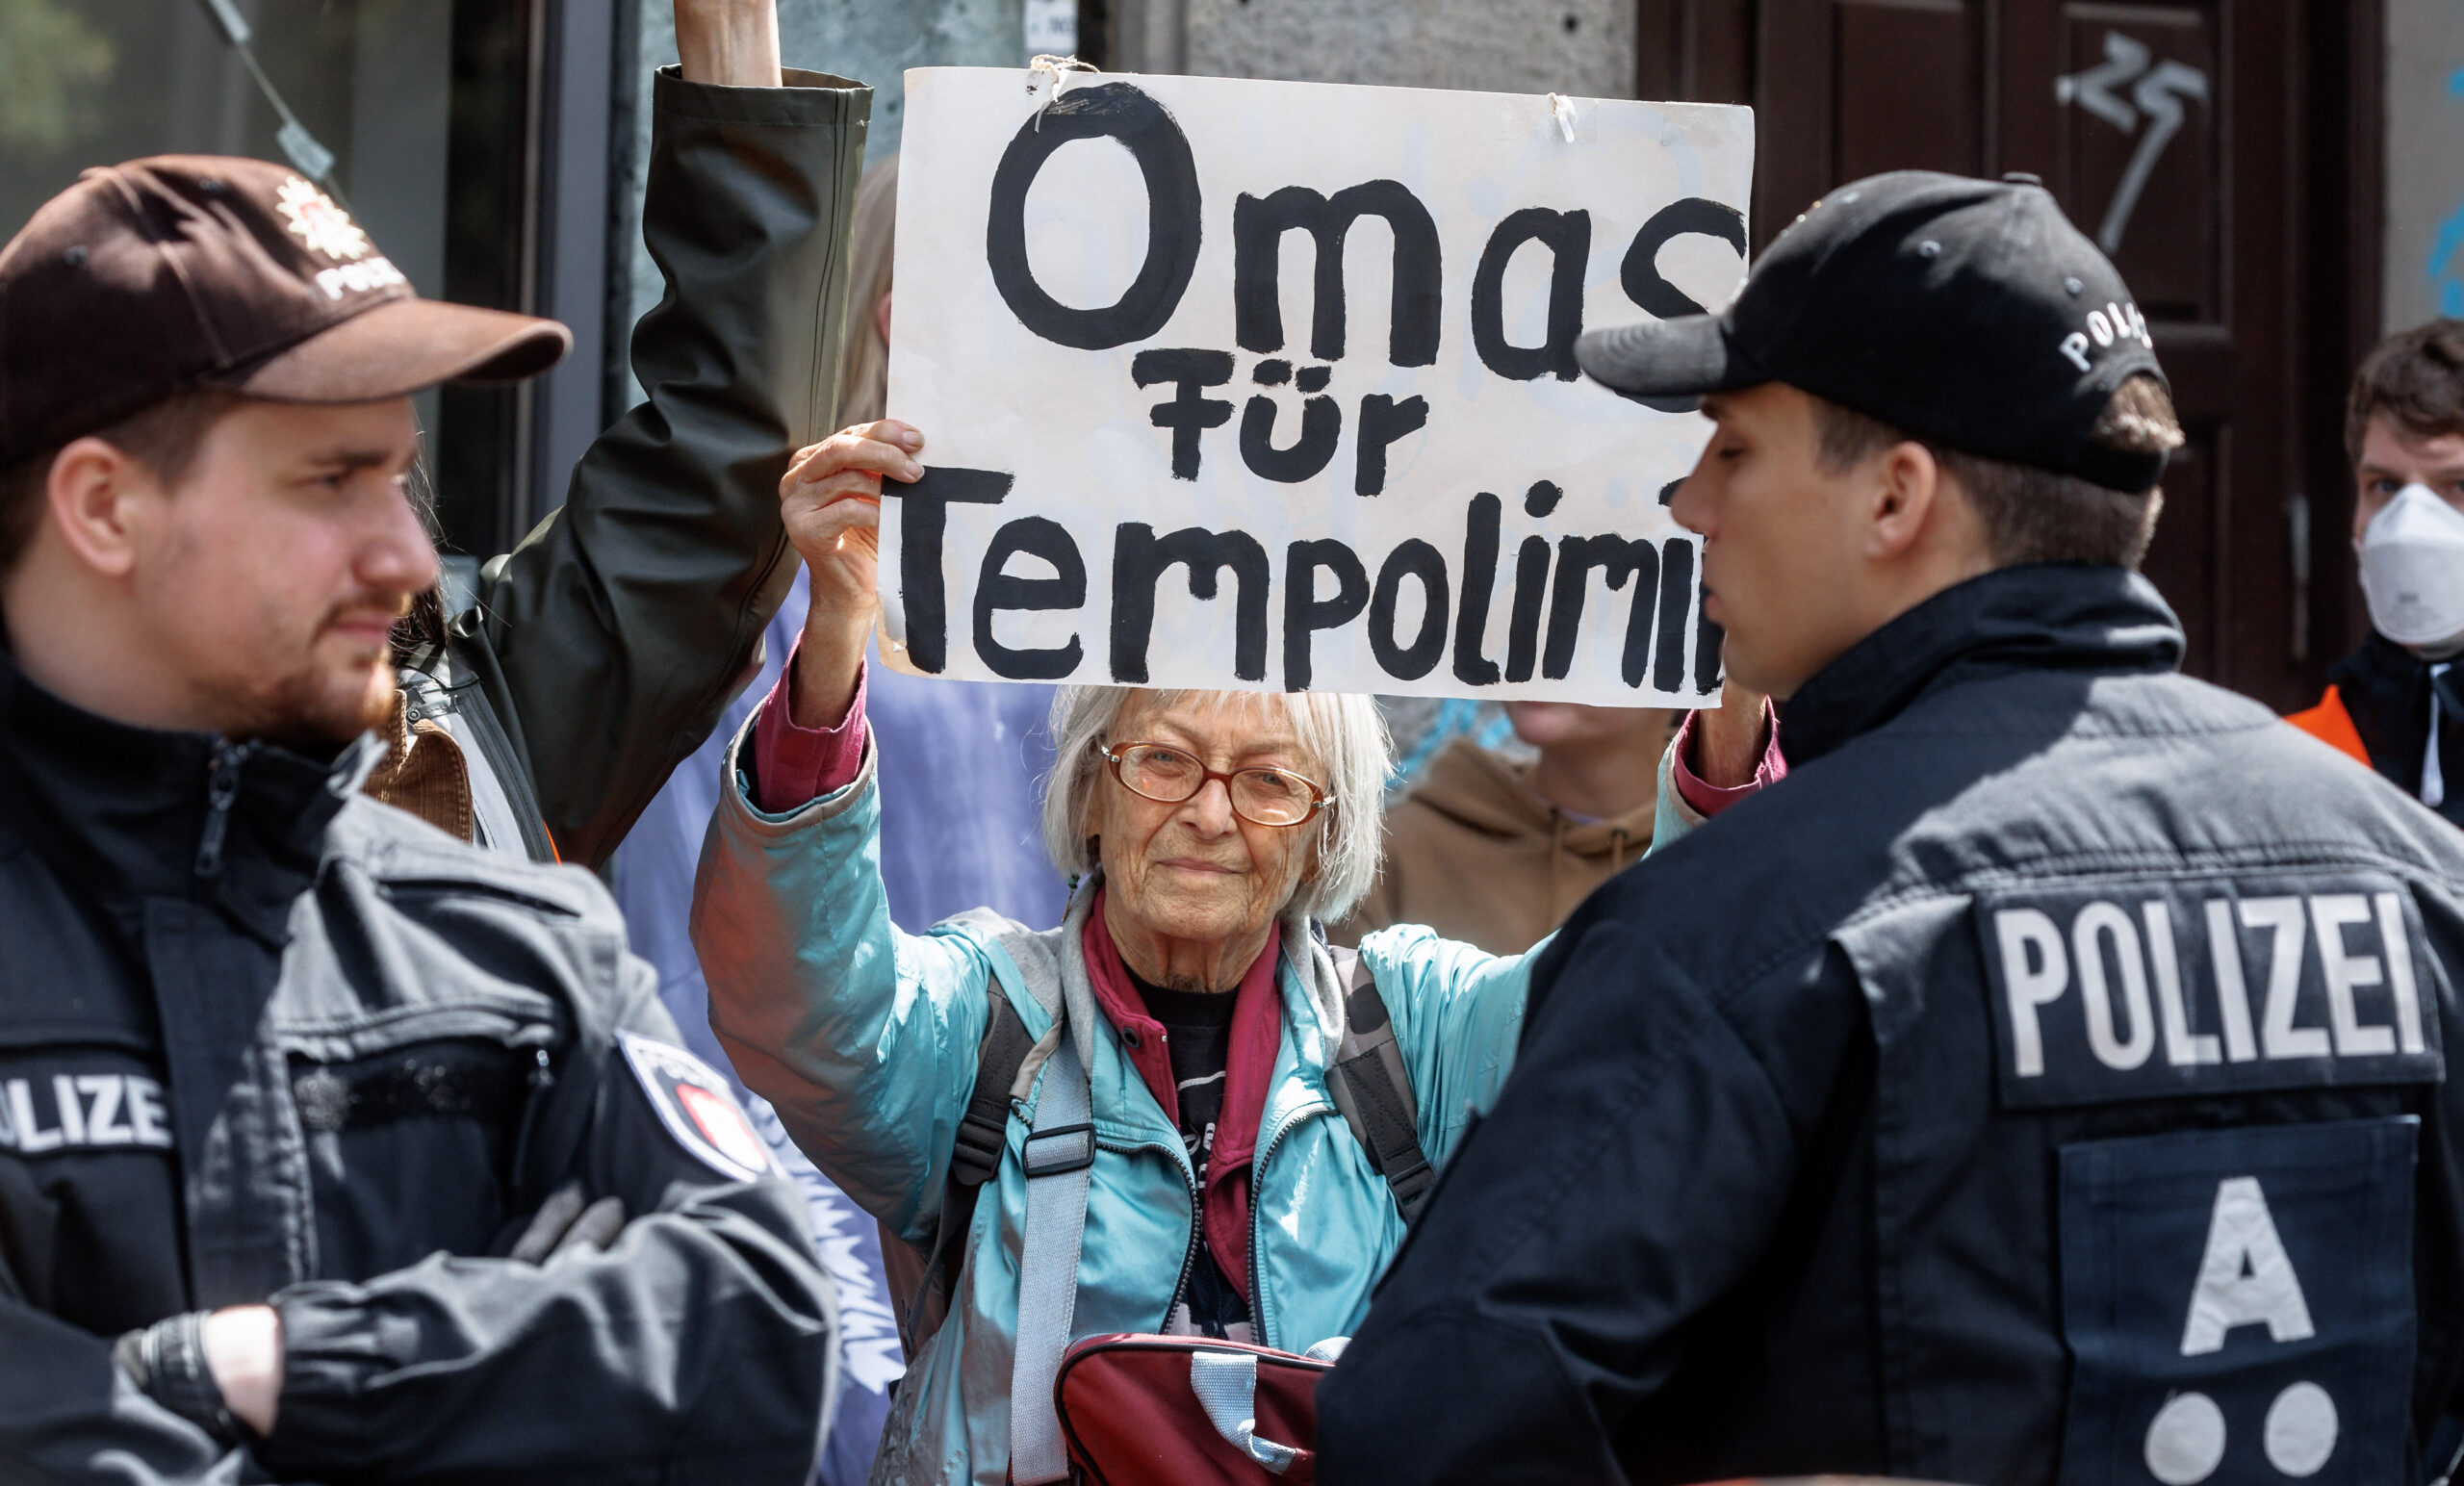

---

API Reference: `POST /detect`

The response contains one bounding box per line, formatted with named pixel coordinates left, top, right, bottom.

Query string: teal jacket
left=691, top=717, right=1534, bottom=1485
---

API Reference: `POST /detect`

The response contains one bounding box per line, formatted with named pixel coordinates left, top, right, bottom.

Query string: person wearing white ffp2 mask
left=2359, top=482, right=2464, bottom=653
left=2287, top=319, right=2464, bottom=824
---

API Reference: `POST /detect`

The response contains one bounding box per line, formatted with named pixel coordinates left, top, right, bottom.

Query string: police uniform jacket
left=1319, top=562, right=2464, bottom=1486
left=0, top=653, right=838, bottom=1484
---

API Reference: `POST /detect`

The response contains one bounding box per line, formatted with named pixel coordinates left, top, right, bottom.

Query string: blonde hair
left=1040, top=687, right=1392, bottom=924
left=839, top=155, right=900, bottom=425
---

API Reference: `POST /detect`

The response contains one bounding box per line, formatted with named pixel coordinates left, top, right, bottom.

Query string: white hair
left=1040, top=687, right=1392, bottom=923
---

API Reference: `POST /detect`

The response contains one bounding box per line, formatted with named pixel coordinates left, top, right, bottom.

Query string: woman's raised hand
left=781, top=419, right=920, bottom=621
left=780, top=420, right=922, bottom=727
left=1689, top=673, right=1772, bottom=788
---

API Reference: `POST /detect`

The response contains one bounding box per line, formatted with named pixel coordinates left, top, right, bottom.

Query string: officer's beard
left=265, top=664, right=400, bottom=751
left=214, top=595, right=410, bottom=752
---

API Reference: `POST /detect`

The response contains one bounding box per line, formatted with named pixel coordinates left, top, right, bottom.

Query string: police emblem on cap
left=616, top=1031, right=780, bottom=1184
left=274, top=177, right=370, bottom=263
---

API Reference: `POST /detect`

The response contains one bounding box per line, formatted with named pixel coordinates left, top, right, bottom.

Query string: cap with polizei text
left=1576, top=169, right=2169, bottom=493
left=0, top=155, right=569, bottom=468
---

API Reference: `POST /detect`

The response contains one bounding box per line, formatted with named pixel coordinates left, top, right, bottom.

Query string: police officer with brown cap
left=0, top=7, right=856, bottom=1480
left=1321, top=171, right=2464, bottom=1484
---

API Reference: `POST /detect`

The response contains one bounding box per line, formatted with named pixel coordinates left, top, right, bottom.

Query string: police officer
left=0, top=24, right=841, bottom=1485
left=1318, top=171, right=2464, bottom=1485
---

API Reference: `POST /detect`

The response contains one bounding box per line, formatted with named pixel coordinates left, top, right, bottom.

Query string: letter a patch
left=2180, top=1176, right=2315, bottom=1355
left=617, top=1031, right=780, bottom=1184
left=2055, top=1118, right=2416, bottom=1485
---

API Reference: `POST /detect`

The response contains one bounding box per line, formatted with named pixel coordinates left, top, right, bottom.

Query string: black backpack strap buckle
left=951, top=990, right=1040, bottom=1188
left=1021, top=1121, right=1096, bottom=1177
left=1322, top=942, right=1435, bottom=1224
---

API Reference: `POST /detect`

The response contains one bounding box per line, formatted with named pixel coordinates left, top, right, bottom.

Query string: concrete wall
left=1177, top=0, right=1635, bottom=99
left=2384, top=0, right=2464, bottom=331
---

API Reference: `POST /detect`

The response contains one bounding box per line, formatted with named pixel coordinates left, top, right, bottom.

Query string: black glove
left=113, top=1310, right=244, bottom=1445
left=507, top=1180, right=627, bottom=1264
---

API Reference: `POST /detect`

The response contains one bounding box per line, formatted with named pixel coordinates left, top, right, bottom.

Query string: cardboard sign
left=884, top=66, right=1753, bottom=703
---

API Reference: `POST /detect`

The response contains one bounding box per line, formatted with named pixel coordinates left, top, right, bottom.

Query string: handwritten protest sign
left=883, top=66, right=1753, bottom=703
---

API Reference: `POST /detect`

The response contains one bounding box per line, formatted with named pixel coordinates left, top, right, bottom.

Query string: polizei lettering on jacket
left=881, top=69, right=1753, bottom=704
left=1977, top=874, right=2445, bottom=1107
left=0, top=1070, right=173, bottom=1155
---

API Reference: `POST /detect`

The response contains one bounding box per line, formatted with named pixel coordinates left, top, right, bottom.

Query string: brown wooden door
left=1638, top=0, right=2382, bottom=709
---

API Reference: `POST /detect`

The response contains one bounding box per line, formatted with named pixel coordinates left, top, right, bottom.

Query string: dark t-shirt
left=1135, top=979, right=1252, bottom=1340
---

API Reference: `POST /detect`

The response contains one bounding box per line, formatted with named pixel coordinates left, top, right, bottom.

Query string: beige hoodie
left=1335, top=736, right=1656, bottom=956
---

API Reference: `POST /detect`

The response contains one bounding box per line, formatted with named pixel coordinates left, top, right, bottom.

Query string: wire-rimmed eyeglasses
left=1096, top=741, right=1331, bottom=827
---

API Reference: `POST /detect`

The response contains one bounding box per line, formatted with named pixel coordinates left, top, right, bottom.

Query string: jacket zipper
left=508, top=1047, right=558, bottom=1200
left=1244, top=1101, right=1332, bottom=1350
left=193, top=739, right=259, bottom=878
left=1103, top=1131, right=1203, bottom=1331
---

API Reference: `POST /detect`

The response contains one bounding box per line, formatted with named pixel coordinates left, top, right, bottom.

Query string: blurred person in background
left=1339, top=693, right=1781, bottom=955
left=2287, top=319, right=2464, bottom=828
left=1339, top=703, right=1669, bottom=955
left=1367, top=695, right=1518, bottom=798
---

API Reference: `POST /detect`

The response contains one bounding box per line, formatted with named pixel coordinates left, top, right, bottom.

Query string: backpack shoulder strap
left=892, top=981, right=1047, bottom=1357
left=1323, top=945, right=1436, bottom=1222
left=1006, top=1036, right=1094, bottom=1483
left=953, top=988, right=1039, bottom=1189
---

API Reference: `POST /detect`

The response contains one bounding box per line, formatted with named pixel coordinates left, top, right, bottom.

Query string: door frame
left=1634, top=0, right=2384, bottom=706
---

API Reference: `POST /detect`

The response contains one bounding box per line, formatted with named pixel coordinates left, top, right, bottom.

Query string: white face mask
left=2358, top=483, right=2464, bottom=651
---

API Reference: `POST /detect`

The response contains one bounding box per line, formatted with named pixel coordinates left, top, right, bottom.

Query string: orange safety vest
left=2284, top=684, right=2372, bottom=767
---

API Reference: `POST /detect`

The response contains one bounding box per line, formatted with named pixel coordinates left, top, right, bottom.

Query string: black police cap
left=1577, top=169, right=2169, bottom=493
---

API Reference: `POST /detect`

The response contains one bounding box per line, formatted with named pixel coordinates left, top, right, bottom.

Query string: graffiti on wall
left=2056, top=32, right=2210, bottom=255
left=2433, top=66, right=2464, bottom=318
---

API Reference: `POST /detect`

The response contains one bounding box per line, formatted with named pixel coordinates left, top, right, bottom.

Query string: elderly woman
left=691, top=421, right=1536, bottom=1485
